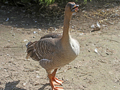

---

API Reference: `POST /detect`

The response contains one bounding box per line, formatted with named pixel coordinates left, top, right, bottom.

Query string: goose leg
left=52, top=69, right=63, bottom=85
left=48, top=68, right=64, bottom=90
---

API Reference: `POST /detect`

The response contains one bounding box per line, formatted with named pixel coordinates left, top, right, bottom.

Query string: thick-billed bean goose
left=26, top=2, right=80, bottom=90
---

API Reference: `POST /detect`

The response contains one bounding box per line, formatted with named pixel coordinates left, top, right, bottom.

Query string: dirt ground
left=0, top=2, right=120, bottom=90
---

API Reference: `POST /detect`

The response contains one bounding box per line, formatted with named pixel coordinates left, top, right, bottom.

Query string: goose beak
left=71, top=4, right=79, bottom=12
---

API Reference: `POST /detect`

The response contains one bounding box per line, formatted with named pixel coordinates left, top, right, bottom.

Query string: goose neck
left=62, top=12, right=72, bottom=41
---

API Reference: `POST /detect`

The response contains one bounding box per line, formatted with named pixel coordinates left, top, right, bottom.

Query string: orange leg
left=48, top=69, right=64, bottom=90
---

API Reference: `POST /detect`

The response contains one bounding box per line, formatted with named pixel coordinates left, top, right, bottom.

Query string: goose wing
left=26, top=38, right=58, bottom=61
left=26, top=38, right=60, bottom=70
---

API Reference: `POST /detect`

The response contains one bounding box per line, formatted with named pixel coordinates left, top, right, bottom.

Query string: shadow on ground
left=0, top=3, right=64, bottom=30
left=38, top=83, right=50, bottom=90
left=4, top=81, right=25, bottom=90
left=1, top=81, right=50, bottom=90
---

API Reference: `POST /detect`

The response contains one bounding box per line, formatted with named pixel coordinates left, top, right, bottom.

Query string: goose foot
left=53, top=77, right=63, bottom=86
left=53, top=87, right=64, bottom=90
left=48, top=69, right=64, bottom=90
left=48, top=74, right=64, bottom=89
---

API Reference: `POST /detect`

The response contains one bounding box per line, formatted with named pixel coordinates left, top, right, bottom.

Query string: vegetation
left=0, top=0, right=118, bottom=17
left=1, top=0, right=92, bottom=7
left=1, top=0, right=117, bottom=8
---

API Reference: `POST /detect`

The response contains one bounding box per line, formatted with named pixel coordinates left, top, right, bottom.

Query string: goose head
left=65, top=2, right=79, bottom=14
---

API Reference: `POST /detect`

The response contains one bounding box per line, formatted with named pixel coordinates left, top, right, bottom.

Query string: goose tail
left=26, top=41, right=38, bottom=60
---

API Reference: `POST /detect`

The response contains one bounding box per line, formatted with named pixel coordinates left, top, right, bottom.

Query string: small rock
left=102, top=10, right=105, bottom=13
left=7, top=54, right=10, bottom=56
left=91, top=24, right=95, bottom=28
left=48, top=27, right=53, bottom=31
left=4, top=69, right=7, bottom=72
left=35, top=81, right=40, bottom=86
left=12, top=33, right=15, bottom=36
left=38, top=29, right=41, bottom=31
left=33, top=31, right=37, bottom=34
left=54, top=28, right=57, bottom=31
left=5, top=1, right=8, bottom=4
left=106, top=53, right=109, bottom=55
left=6, top=18, right=9, bottom=21
left=74, top=66, right=78, bottom=69
left=23, top=83, right=27, bottom=86
left=79, top=33, right=84, bottom=35
left=33, top=36, right=35, bottom=38
left=82, top=10, right=86, bottom=12
left=94, top=48, right=98, bottom=54
left=36, top=75, right=40, bottom=78
left=72, top=25, right=75, bottom=29
left=22, top=10, right=26, bottom=12
left=88, top=50, right=90, bottom=52
left=23, top=39, right=28, bottom=42
left=91, top=22, right=101, bottom=32
left=17, top=29, right=22, bottom=31
left=72, top=12, right=76, bottom=15
left=35, top=71, right=39, bottom=73
left=102, top=24, right=107, bottom=27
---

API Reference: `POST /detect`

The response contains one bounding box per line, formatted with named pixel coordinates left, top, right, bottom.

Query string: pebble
left=72, top=12, right=76, bottom=15
left=36, top=75, right=40, bottom=78
left=38, top=29, right=41, bottom=31
left=72, top=25, right=75, bottom=29
left=74, top=66, right=78, bottom=69
left=33, top=31, right=37, bottom=34
left=79, top=33, right=84, bottom=35
left=33, top=36, right=35, bottom=38
left=4, top=69, right=7, bottom=72
left=7, top=54, right=10, bottom=56
left=35, top=71, right=39, bottom=73
left=23, top=39, right=28, bottom=42
left=54, top=28, right=57, bottom=31
left=23, top=82, right=27, bottom=86
left=94, top=48, right=98, bottom=54
left=91, top=24, right=95, bottom=28
left=17, top=29, right=22, bottom=31
left=6, top=18, right=9, bottom=21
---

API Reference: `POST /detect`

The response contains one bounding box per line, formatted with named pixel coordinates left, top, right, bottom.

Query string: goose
left=26, top=2, right=80, bottom=90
